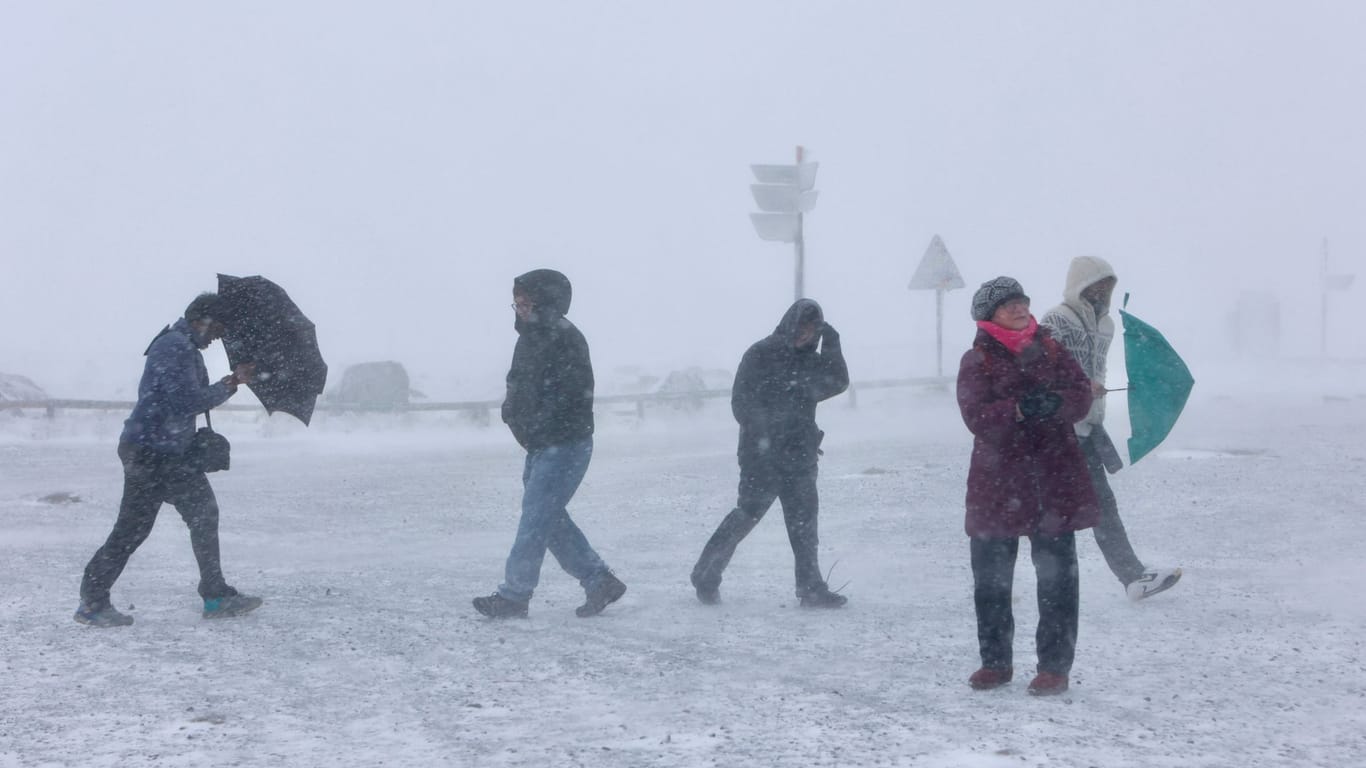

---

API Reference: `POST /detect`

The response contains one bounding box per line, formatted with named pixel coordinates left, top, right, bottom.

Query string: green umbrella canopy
left=1119, top=295, right=1194, bottom=464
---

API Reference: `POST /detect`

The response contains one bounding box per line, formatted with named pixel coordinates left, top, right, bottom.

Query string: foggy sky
left=3, top=1, right=1363, bottom=400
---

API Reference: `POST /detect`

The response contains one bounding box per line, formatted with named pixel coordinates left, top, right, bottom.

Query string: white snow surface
left=3, top=382, right=1365, bottom=767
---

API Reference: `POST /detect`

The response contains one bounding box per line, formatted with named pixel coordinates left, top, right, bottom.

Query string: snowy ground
left=3, top=377, right=1365, bottom=767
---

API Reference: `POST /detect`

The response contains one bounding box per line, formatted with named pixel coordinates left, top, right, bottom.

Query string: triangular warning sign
left=908, top=235, right=965, bottom=290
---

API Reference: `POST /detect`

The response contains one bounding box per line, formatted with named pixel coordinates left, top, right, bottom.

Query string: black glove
left=1018, top=387, right=1063, bottom=420
left=820, top=322, right=840, bottom=348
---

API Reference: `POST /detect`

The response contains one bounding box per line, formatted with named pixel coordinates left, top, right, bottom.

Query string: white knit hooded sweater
left=1039, top=255, right=1117, bottom=436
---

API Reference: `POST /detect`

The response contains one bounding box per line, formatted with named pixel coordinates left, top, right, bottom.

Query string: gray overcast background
left=2, top=1, right=1362, bottom=400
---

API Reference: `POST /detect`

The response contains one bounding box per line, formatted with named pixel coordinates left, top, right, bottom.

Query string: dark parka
left=733, top=299, right=849, bottom=471
left=501, top=269, right=594, bottom=452
left=956, top=325, right=1100, bottom=538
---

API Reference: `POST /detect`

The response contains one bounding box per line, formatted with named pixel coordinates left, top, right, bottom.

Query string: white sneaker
left=1126, top=567, right=1182, bottom=601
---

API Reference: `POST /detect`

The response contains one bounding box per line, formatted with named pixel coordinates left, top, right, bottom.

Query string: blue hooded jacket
left=119, top=318, right=235, bottom=454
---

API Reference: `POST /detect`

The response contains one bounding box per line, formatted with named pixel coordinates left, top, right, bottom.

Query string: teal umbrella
left=1118, top=294, right=1194, bottom=464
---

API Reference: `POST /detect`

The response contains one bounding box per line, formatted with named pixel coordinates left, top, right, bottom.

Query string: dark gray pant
left=971, top=533, right=1079, bottom=675
left=692, top=462, right=824, bottom=597
left=80, top=443, right=235, bottom=609
left=1079, top=434, right=1146, bottom=586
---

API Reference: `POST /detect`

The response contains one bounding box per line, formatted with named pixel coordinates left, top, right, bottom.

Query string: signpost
left=1320, top=237, right=1356, bottom=359
left=908, top=234, right=966, bottom=376
left=750, top=146, right=818, bottom=301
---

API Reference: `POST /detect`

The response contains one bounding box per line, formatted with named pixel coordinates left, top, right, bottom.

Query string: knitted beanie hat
left=970, top=276, right=1029, bottom=321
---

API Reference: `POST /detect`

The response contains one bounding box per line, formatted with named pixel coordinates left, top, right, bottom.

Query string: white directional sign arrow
left=750, top=161, right=819, bottom=190
left=750, top=184, right=819, bottom=214
left=749, top=213, right=802, bottom=243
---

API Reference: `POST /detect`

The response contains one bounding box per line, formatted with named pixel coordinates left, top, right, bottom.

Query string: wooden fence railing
left=0, top=377, right=951, bottom=420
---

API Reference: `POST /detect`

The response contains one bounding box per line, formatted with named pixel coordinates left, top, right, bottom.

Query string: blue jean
left=498, top=437, right=609, bottom=602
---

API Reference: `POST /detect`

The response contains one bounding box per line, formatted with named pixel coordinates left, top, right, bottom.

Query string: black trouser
left=1079, top=435, right=1146, bottom=586
left=80, top=443, right=235, bottom=608
left=970, top=532, right=1079, bottom=675
left=692, top=461, right=824, bottom=597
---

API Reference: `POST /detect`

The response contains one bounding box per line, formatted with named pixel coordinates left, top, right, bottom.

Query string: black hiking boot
left=798, top=584, right=848, bottom=609
left=74, top=603, right=134, bottom=628
left=691, top=574, right=720, bottom=605
left=576, top=572, right=626, bottom=617
left=473, top=593, right=529, bottom=619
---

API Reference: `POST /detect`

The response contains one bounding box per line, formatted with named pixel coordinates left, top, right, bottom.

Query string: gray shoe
left=798, top=585, right=848, bottom=609
left=576, top=572, right=626, bottom=617
left=202, top=594, right=263, bottom=619
left=74, top=603, right=134, bottom=628
left=473, top=592, right=529, bottom=618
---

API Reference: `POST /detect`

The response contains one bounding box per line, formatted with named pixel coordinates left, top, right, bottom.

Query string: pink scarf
left=977, top=317, right=1039, bottom=356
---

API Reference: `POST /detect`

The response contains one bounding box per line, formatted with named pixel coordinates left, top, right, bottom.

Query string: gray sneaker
left=202, top=594, right=263, bottom=619
left=74, top=603, right=134, bottom=627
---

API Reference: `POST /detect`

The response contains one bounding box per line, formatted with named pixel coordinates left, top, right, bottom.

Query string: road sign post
left=750, top=146, right=818, bottom=301
left=1320, top=237, right=1356, bottom=359
left=908, top=235, right=966, bottom=376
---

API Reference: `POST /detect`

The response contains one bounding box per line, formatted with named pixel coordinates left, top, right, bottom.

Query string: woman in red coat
left=956, top=276, right=1099, bottom=696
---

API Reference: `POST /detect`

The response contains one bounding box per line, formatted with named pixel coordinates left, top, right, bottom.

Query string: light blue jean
left=498, top=437, right=609, bottom=602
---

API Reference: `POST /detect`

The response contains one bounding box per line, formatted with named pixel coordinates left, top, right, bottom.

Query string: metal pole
left=935, top=288, right=945, bottom=377
left=794, top=145, right=805, bottom=301
left=1321, top=238, right=1328, bottom=360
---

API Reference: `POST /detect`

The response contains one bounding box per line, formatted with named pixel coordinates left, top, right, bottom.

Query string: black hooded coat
left=501, top=269, right=595, bottom=451
left=732, top=299, right=849, bottom=471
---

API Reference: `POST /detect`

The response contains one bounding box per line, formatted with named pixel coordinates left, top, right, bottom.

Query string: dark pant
left=1079, top=434, right=1146, bottom=585
left=970, top=532, right=1079, bottom=675
left=80, top=443, right=235, bottom=608
left=692, top=462, right=824, bottom=597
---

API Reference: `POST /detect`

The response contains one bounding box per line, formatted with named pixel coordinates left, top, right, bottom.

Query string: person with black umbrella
left=75, top=293, right=262, bottom=627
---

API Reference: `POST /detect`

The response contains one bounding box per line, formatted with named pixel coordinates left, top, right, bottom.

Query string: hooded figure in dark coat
left=691, top=298, right=850, bottom=607
left=473, top=269, right=626, bottom=619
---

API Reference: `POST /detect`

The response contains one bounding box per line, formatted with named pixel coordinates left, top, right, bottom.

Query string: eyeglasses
left=511, top=302, right=535, bottom=312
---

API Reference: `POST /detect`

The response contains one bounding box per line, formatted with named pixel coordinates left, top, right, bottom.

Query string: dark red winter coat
left=956, top=326, right=1099, bottom=538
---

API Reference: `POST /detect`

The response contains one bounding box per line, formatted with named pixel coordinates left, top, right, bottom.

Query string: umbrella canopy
left=1119, top=294, right=1194, bottom=464
left=216, top=274, right=328, bottom=425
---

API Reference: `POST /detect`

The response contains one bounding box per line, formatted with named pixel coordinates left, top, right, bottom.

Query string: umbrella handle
left=1104, top=387, right=1128, bottom=392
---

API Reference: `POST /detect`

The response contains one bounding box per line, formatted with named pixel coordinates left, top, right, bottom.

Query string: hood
left=1062, top=255, right=1117, bottom=316
left=773, top=298, right=825, bottom=348
left=513, top=269, right=572, bottom=329
left=145, top=318, right=204, bottom=355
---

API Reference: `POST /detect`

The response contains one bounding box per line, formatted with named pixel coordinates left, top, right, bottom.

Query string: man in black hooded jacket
left=473, top=269, right=626, bottom=619
left=691, top=298, right=850, bottom=607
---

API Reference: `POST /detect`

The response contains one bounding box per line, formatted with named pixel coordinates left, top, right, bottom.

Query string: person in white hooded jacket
left=1040, top=256, right=1182, bottom=601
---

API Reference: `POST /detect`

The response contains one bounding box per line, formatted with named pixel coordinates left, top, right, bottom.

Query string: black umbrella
left=216, top=274, right=328, bottom=425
